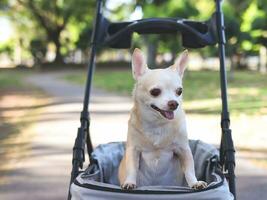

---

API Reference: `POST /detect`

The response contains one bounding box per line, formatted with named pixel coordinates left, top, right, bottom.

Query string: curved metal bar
left=102, top=18, right=216, bottom=48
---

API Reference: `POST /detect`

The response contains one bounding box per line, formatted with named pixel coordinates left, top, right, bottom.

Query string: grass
left=64, top=70, right=135, bottom=94
left=0, top=70, right=31, bottom=91
left=64, top=69, right=267, bottom=116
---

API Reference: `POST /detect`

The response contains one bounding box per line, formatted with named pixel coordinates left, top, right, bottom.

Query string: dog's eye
left=150, top=88, right=161, bottom=97
left=176, top=88, right=183, bottom=96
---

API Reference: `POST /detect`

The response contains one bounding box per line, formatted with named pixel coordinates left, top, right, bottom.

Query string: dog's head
left=132, top=48, right=188, bottom=121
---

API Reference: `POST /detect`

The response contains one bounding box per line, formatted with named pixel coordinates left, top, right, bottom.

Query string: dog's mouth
left=150, top=104, right=174, bottom=120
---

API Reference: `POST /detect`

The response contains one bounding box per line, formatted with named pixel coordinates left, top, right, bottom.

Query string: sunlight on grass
left=63, top=69, right=267, bottom=116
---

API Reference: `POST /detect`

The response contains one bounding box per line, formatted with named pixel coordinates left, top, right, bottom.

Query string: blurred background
left=0, top=0, right=266, bottom=199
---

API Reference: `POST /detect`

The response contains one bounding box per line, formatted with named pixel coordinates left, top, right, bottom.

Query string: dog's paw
left=121, top=182, right=137, bottom=190
left=191, top=181, right=207, bottom=190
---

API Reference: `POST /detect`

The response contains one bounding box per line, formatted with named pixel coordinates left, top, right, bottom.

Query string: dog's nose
left=168, top=100, right=178, bottom=111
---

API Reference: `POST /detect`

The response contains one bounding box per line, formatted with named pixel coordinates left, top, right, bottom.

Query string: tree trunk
left=14, top=38, right=23, bottom=66
left=259, top=46, right=267, bottom=74
left=229, top=56, right=235, bottom=81
left=53, top=37, right=64, bottom=63
left=235, top=53, right=247, bottom=70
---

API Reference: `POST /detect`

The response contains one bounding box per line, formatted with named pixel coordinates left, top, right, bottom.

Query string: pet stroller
left=68, top=0, right=236, bottom=199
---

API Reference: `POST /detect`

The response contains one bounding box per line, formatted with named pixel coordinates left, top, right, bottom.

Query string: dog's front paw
left=121, top=182, right=137, bottom=190
left=191, top=181, right=207, bottom=190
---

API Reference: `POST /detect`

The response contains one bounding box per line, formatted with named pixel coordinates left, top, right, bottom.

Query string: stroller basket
left=68, top=0, right=236, bottom=199
left=71, top=140, right=233, bottom=200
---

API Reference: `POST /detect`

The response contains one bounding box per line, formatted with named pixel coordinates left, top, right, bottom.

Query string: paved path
left=0, top=71, right=266, bottom=200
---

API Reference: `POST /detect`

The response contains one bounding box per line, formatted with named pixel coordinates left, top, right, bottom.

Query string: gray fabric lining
left=71, top=140, right=234, bottom=200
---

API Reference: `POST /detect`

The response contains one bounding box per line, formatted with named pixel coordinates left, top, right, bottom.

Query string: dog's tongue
left=160, top=110, right=174, bottom=120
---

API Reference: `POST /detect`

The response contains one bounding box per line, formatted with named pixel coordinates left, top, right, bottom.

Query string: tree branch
left=18, top=0, right=56, bottom=40
left=27, top=0, right=50, bottom=31
left=60, top=7, right=72, bottom=30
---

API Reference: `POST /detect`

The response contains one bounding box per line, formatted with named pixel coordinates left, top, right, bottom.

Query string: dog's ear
left=132, top=48, right=147, bottom=80
left=171, top=50, right=188, bottom=78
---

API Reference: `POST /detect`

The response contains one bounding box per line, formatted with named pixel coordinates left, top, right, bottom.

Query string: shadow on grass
left=0, top=92, right=47, bottom=181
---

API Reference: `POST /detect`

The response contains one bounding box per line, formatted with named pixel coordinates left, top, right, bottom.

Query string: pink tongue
left=161, top=111, right=174, bottom=120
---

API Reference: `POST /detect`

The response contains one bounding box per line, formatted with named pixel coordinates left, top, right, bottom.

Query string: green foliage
left=136, top=0, right=199, bottom=18
left=1, top=0, right=95, bottom=63
left=76, top=28, right=92, bottom=51
left=250, top=0, right=267, bottom=48
left=0, top=0, right=8, bottom=10
left=0, top=39, right=14, bottom=57
left=224, top=1, right=251, bottom=42
left=1, top=0, right=267, bottom=65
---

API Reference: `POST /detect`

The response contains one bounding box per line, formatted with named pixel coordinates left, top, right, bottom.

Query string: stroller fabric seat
left=71, top=140, right=234, bottom=200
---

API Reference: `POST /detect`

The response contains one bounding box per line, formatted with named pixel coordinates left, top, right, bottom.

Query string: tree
left=3, top=0, right=95, bottom=63
left=223, top=0, right=252, bottom=70
left=250, top=0, right=267, bottom=72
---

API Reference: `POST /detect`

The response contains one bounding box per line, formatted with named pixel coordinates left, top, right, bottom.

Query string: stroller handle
left=102, top=17, right=217, bottom=49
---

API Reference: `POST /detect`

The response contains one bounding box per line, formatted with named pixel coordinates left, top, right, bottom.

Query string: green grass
left=0, top=70, right=30, bottom=91
left=64, top=69, right=267, bottom=115
left=64, top=70, right=135, bottom=95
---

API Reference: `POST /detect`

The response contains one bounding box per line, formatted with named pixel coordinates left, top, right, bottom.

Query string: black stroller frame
left=68, top=0, right=236, bottom=199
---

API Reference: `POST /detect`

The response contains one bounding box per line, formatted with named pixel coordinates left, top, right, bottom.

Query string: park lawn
left=0, top=70, right=31, bottom=91
left=64, top=69, right=267, bottom=116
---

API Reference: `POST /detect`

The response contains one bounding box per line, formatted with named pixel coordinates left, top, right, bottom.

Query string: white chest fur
left=141, top=121, right=174, bottom=147
left=137, top=143, right=182, bottom=186
left=134, top=123, right=173, bottom=184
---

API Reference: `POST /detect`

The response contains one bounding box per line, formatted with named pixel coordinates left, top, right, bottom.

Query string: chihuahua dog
left=118, top=48, right=207, bottom=190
